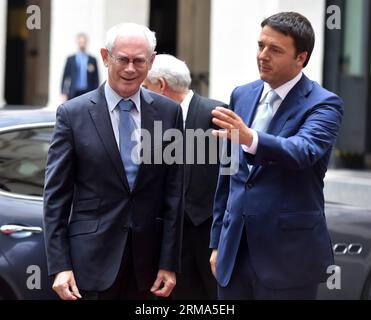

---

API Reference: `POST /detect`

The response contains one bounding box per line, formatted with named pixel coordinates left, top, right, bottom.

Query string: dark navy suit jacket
left=61, top=54, right=99, bottom=99
left=43, top=85, right=184, bottom=291
left=210, top=74, right=343, bottom=289
left=184, top=92, right=226, bottom=226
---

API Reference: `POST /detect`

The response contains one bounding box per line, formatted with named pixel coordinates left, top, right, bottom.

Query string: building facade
left=0, top=0, right=369, bottom=168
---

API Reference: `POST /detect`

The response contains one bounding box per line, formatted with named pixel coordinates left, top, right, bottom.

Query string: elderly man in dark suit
left=143, top=54, right=226, bottom=299
left=61, top=33, right=99, bottom=101
left=210, top=12, right=343, bottom=299
left=44, top=23, right=183, bottom=300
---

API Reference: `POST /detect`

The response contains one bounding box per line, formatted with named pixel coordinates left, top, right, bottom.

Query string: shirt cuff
left=242, top=129, right=258, bottom=155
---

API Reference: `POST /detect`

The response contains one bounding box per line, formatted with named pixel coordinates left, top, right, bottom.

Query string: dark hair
left=261, top=12, right=315, bottom=68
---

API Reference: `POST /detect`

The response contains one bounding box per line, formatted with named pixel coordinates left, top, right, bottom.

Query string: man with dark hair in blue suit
left=44, top=23, right=183, bottom=300
left=210, top=12, right=343, bottom=299
left=61, top=33, right=99, bottom=101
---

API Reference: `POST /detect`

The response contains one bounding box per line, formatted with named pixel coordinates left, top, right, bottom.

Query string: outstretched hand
left=211, top=107, right=253, bottom=146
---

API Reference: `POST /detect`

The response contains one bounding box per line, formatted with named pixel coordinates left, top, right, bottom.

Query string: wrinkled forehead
left=112, top=34, right=150, bottom=55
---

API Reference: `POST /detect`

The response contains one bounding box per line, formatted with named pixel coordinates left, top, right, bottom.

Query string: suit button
left=123, top=226, right=129, bottom=232
left=246, top=183, right=253, bottom=189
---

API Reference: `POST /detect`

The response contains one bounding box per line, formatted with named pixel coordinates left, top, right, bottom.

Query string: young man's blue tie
left=252, top=89, right=280, bottom=133
left=118, top=99, right=139, bottom=190
left=248, top=90, right=280, bottom=171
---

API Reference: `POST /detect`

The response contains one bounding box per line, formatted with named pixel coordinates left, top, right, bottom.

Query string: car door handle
left=0, top=224, right=43, bottom=235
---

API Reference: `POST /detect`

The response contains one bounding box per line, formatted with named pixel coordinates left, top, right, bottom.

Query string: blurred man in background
left=61, top=33, right=99, bottom=101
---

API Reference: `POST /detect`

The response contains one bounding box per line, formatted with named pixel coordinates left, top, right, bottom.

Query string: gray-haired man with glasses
left=44, top=23, right=184, bottom=300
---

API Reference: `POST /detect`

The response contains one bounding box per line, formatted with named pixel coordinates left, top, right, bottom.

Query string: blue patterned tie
left=252, top=89, right=280, bottom=133
left=118, top=99, right=139, bottom=190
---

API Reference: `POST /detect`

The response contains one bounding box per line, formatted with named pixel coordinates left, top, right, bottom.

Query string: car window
left=0, top=126, right=53, bottom=197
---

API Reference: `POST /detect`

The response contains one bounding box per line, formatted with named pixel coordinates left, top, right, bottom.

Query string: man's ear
left=101, top=48, right=109, bottom=67
left=296, top=51, right=308, bottom=68
left=158, top=77, right=167, bottom=94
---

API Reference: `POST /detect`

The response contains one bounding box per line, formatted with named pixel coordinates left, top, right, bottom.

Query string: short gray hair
left=146, top=54, right=191, bottom=92
left=105, top=22, right=157, bottom=56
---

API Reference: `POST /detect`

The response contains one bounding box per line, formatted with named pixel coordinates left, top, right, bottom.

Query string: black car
left=0, top=107, right=370, bottom=299
left=317, top=202, right=371, bottom=299
left=0, top=108, right=56, bottom=299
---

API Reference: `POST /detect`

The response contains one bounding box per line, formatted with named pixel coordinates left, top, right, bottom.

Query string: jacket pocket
left=74, top=198, right=100, bottom=212
left=279, top=211, right=321, bottom=230
left=68, top=219, right=99, bottom=237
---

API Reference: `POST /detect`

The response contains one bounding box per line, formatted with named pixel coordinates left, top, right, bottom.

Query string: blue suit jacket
left=61, top=54, right=99, bottom=99
left=43, top=85, right=184, bottom=291
left=210, top=74, right=343, bottom=289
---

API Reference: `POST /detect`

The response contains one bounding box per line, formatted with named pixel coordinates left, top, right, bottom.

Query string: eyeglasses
left=106, top=50, right=148, bottom=68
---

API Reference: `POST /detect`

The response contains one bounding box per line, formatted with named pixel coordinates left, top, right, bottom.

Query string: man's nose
left=258, top=47, right=269, bottom=60
left=125, top=62, right=136, bottom=72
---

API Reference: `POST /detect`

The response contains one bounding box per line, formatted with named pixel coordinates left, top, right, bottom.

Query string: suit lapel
left=71, top=55, right=77, bottom=76
left=238, top=82, right=263, bottom=177
left=267, top=74, right=312, bottom=136
left=88, top=85, right=130, bottom=191
left=184, top=93, right=200, bottom=192
left=185, top=93, right=200, bottom=130
left=247, top=74, right=313, bottom=182
left=130, top=88, right=156, bottom=191
left=240, top=82, right=264, bottom=126
left=140, top=88, right=156, bottom=137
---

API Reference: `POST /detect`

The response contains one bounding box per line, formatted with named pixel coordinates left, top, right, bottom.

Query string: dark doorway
left=5, top=0, right=27, bottom=105
left=5, top=0, right=50, bottom=106
left=149, top=0, right=178, bottom=55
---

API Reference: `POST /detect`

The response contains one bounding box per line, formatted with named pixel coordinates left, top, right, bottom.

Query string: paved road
left=324, top=169, right=371, bottom=209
